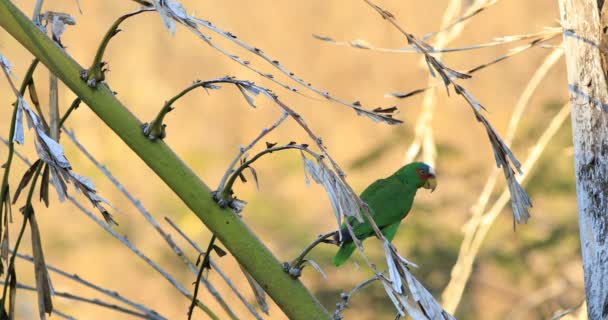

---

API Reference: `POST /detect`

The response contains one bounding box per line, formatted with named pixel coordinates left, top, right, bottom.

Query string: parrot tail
left=333, top=242, right=356, bottom=267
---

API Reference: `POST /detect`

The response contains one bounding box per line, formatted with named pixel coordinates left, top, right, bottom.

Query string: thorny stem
left=187, top=235, right=217, bottom=320
left=216, top=111, right=289, bottom=191
left=286, top=231, right=337, bottom=276
left=143, top=79, right=230, bottom=140
left=333, top=275, right=380, bottom=319
left=59, top=98, right=81, bottom=127
left=219, top=144, right=318, bottom=202
left=0, top=162, right=43, bottom=312
left=81, top=8, right=153, bottom=87
left=0, top=59, right=39, bottom=251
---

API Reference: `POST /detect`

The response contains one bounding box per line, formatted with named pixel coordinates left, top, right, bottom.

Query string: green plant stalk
left=145, top=81, right=212, bottom=139
left=83, top=8, right=153, bottom=85
left=0, top=2, right=330, bottom=319
left=220, top=144, right=309, bottom=200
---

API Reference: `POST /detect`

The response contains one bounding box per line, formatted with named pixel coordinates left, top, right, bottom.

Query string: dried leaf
left=49, top=13, right=76, bottom=46
left=302, top=157, right=363, bottom=229
left=40, top=164, right=50, bottom=207
left=155, top=0, right=177, bottom=34
left=350, top=39, right=372, bottom=49
left=311, top=34, right=334, bottom=42
left=0, top=54, right=11, bottom=76
left=49, top=167, right=67, bottom=202
left=372, top=106, right=398, bottom=114
left=36, top=132, right=70, bottom=169
left=384, top=242, right=403, bottom=294
left=402, top=268, right=455, bottom=320
left=12, top=160, right=41, bottom=204
left=236, top=83, right=259, bottom=108
left=386, top=88, right=428, bottom=99
left=397, top=294, right=428, bottom=320
left=229, top=198, right=247, bottom=213
left=27, top=77, right=40, bottom=111
left=381, top=279, right=406, bottom=317
left=246, top=165, right=260, bottom=191
left=29, top=212, right=53, bottom=318
left=1, top=224, right=8, bottom=263
left=12, top=106, right=24, bottom=145
left=300, top=151, right=311, bottom=187
left=304, top=259, right=327, bottom=279
left=212, top=245, right=226, bottom=257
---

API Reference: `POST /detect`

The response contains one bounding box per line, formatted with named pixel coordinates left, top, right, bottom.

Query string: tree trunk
left=559, top=1, right=608, bottom=319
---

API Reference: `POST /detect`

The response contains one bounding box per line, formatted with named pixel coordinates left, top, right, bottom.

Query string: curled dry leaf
left=304, top=259, right=327, bottom=279
left=455, top=84, right=532, bottom=224
left=302, top=157, right=362, bottom=231
left=10, top=87, right=116, bottom=224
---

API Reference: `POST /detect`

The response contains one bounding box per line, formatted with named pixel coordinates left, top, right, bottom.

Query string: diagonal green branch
left=0, top=1, right=330, bottom=319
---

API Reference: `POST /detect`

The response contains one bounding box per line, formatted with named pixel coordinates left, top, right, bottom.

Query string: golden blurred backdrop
left=0, top=0, right=581, bottom=319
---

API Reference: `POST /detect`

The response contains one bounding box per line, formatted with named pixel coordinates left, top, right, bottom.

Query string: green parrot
left=333, top=162, right=437, bottom=267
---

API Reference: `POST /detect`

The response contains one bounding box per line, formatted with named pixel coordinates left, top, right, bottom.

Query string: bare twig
left=333, top=275, right=380, bottom=319
left=13, top=252, right=166, bottom=320
left=314, top=27, right=557, bottom=54
left=216, top=111, right=288, bottom=192
left=81, top=8, right=154, bottom=87
left=386, top=29, right=561, bottom=99
left=422, top=0, right=500, bottom=41
left=3, top=282, right=153, bottom=319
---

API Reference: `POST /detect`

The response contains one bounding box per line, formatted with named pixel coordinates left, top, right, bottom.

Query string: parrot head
left=396, top=162, right=437, bottom=192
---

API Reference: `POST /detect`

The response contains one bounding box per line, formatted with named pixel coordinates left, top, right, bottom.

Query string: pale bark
left=559, top=1, right=608, bottom=319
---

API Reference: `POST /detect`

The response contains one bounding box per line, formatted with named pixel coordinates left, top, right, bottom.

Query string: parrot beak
left=423, top=166, right=437, bottom=192
left=423, top=176, right=437, bottom=192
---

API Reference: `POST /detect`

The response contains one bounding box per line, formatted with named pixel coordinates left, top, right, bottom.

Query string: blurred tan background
left=0, top=0, right=581, bottom=319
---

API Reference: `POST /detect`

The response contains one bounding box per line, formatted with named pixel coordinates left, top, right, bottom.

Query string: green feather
left=333, top=241, right=356, bottom=267
left=333, top=162, right=433, bottom=266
